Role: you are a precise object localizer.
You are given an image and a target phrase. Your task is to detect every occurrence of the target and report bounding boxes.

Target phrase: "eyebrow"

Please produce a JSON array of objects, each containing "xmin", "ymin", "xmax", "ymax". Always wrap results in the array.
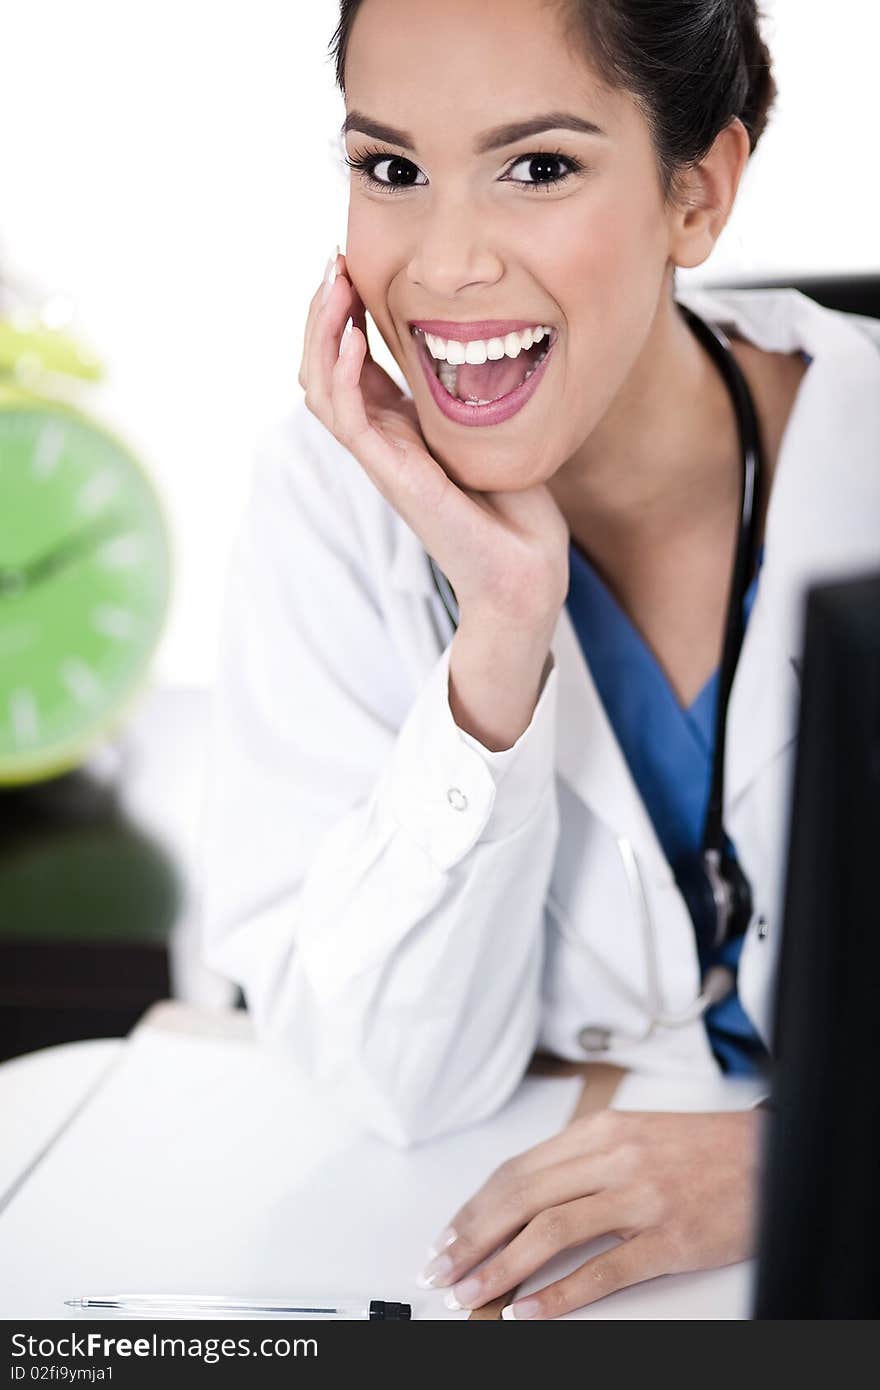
[{"xmin": 340, "ymin": 110, "xmax": 608, "ymax": 154}]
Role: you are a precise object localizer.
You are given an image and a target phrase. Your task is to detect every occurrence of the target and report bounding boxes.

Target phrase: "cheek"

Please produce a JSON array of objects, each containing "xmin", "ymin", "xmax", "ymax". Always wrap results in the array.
[
  {"xmin": 344, "ymin": 206, "xmax": 396, "ymax": 312},
  {"xmin": 548, "ymin": 190, "xmax": 669, "ymax": 415},
  {"xmin": 553, "ymin": 185, "xmax": 667, "ymax": 339}
]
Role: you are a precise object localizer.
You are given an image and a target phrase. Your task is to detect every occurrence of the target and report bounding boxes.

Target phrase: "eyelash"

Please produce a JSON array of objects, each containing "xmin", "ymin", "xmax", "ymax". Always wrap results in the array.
[{"xmin": 343, "ymin": 144, "xmax": 586, "ymax": 196}]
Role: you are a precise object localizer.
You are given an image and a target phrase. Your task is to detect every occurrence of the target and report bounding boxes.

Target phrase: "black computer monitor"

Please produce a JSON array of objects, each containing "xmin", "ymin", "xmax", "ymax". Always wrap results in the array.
[{"xmin": 754, "ymin": 570, "xmax": 880, "ymax": 1318}]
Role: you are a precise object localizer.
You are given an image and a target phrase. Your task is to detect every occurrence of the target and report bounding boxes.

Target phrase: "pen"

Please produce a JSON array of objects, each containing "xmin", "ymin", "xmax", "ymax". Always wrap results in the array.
[{"xmin": 64, "ymin": 1294, "xmax": 411, "ymax": 1320}]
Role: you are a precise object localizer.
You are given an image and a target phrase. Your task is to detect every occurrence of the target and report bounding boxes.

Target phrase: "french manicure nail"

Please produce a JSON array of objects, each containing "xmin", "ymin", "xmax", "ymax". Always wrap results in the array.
[
  {"xmin": 501, "ymin": 1305, "xmax": 516, "ymax": 1320},
  {"xmin": 509, "ymin": 1298, "xmax": 540, "ymax": 1319},
  {"xmin": 448, "ymin": 1278, "xmax": 481, "ymax": 1309},
  {"xmin": 416, "ymin": 1251, "xmax": 455, "ymax": 1288},
  {"xmin": 320, "ymin": 244, "xmax": 340, "ymax": 303},
  {"xmin": 427, "ymin": 1227, "xmax": 457, "ymax": 1259}
]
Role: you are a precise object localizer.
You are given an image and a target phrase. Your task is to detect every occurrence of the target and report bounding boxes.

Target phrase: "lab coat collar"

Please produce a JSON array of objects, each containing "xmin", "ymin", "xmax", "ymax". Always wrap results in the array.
[
  {"xmin": 677, "ymin": 286, "xmax": 880, "ymax": 808},
  {"xmin": 387, "ymin": 287, "xmax": 880, "ymax": 869}
]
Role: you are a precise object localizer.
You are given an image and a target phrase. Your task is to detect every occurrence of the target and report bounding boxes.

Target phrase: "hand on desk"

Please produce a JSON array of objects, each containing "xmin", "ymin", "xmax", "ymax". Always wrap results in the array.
[{"xmin": 417, "ymin": 1109, "xmax": 762, "ymax": 1318}]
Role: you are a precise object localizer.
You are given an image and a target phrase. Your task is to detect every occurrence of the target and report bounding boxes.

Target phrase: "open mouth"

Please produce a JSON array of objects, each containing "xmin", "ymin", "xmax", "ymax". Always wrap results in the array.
[{"xmin": 410, "ymin": 325, "xmax": 558, "ymax": 427}]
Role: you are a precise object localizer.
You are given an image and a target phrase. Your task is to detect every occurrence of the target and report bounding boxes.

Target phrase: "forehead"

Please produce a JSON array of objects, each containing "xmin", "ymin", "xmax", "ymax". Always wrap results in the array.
[{"xmin": 344, "ymin": 0, "xmax": 628, "ymax": 139}]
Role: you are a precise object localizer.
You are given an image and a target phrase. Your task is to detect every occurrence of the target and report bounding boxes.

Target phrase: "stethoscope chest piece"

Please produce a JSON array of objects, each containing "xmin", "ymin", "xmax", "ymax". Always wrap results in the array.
[{"xmin": 674, "ymin": 847, "xmax": 754, "ymax": 954}]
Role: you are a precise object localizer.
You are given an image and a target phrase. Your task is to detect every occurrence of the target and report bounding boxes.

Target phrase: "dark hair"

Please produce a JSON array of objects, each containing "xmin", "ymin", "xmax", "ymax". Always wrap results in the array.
[{"xmin": 328, "ymin": 0, "xmax": 777, "ymax": 201}]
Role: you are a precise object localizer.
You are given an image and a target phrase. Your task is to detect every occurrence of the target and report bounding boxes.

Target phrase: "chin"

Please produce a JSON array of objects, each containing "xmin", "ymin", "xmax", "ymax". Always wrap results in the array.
[{"xmin": 422, "ymin": 427, "xmax": 558, "ymax": 493}]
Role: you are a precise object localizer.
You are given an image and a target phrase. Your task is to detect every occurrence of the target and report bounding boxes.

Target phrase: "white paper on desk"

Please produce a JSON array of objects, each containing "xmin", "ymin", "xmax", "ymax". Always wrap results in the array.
[{"xmin": 0, "ymin": 1027, "xmax": 582, "ymax": 1320}]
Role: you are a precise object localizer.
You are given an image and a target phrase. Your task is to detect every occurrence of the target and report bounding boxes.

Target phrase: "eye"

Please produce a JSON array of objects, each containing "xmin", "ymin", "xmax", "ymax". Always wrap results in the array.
[
  {"xmin": 342, "ymin": 145, "xmax": 586, "ymax": 197},
  {"xmin": 344, "ymin": 148, "xmax": 427, "ymax": 196},
  {"xmin": 503, "ymin": 151, "xmax": 585, "ymax": 192}
]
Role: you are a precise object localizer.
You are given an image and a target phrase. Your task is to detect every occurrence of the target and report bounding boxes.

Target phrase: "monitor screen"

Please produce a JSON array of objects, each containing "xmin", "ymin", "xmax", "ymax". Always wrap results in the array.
[{"xmin": 754, "ymin": 570, "xmax": 880, "ymax": 1318}]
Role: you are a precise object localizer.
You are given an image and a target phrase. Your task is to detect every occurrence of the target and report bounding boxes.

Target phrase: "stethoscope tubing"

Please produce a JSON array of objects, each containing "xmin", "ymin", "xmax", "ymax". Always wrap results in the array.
[
  {"xmin": 677, "ymin": 305, "xmax": 763, "ymax": 855},
  {"xmin": 545, "ymin": 836, "xmax": 736, "ymax": 1041}
]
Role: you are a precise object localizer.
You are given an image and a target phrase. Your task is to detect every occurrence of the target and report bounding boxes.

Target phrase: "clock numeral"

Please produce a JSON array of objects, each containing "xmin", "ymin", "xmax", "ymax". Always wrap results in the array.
[
  {"xmin": 91, "ymin": 604, "xmax": 137, "ymax": 640},
  {"xmin": 60, "ymin": 658, "xmax": 104, "ymax": 707},
  {"xmin": 32, "ymin": 422, "xmax": 67, "ymax": 479},
  {"xmin": 97, "ymin": 534, "xmax": 141, "ymax": 569},
  {"xmin": 77, "ymin": 469, "xmax": 120, "ymax": 517},
  {"xmin": 9, "ymin": 689, "xmax": 39, "ymax": 745}
]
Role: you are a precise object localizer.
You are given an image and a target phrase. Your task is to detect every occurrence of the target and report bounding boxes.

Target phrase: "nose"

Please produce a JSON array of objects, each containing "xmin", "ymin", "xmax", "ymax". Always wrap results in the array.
[{"xmin": 405, "ymin": 197, "xmax": 503, "ymax": 299}]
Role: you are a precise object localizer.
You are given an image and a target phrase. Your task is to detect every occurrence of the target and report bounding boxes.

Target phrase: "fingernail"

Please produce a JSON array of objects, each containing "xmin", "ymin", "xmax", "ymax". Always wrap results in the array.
[
  {"xmin": 447, "ymin": 1277, "xmax": 481, "ymax": 1310},
  {"xmin": 320, "ymin": 244, "xmax": 340, "ymax": 303},
  {"xmin": 507, "ymin": 1298, "xmax": 540, "ymax": 1320},
  {"xmin": 338, "ymin": 319, "xmax": 353, "ymax": 356},
  {"xmin": 426, "ymin": 1227, "xmax": 457, "ymax": 1259},
  {"xmin": 415, "ymin": 1251, "xmax": 455, "ymax": 1288}
]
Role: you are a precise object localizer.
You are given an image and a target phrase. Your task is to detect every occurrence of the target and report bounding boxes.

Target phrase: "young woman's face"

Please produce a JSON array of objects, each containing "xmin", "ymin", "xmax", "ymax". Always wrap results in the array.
[{"xmin": 343, "ymin": 0, "xmax": 678, "ymax": 491}]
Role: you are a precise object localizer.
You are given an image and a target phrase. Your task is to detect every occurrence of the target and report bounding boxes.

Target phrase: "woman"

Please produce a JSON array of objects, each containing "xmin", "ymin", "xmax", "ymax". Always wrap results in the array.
[{"xmin": 201, "ymin": 0, "xmax": 880, "ymax": 1315}]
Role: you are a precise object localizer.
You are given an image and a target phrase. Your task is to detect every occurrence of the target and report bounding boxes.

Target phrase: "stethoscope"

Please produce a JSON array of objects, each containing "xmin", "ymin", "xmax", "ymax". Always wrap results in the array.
[{"xmin": 427, "ymin": 305, "xmax": 765, "ymax": 1042}]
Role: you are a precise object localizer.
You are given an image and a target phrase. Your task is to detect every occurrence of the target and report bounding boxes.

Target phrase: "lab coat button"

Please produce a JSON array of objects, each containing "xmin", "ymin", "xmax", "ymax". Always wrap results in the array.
[
  {"xmin": 447, "ymin": 787, "xmax": 468, "ymax": 811},
  {"xmin": 756, "ymin": 915, "xmax": 769, "ymax": 940},
  {"xmin": 577, "ymin": 1025, "xmax": 612, "ymax": 1053}
]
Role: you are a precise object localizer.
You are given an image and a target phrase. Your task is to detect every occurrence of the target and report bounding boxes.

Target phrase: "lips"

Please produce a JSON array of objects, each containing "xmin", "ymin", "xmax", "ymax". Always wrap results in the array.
[{"xmin": 412, "ymin": 325, "xmax": 557, "ymax": 428}]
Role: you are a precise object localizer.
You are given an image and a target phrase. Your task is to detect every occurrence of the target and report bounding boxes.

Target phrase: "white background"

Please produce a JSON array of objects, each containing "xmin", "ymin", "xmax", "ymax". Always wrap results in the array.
[{"xmin": 1, "ymin": 0, "xmax": 877, "ymax": 688}]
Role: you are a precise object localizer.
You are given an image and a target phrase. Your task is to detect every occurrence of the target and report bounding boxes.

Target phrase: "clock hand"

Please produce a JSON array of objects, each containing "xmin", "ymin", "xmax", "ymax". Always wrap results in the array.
[{"xmin": 0, "ymin": 513, "xmax": 126, "ymax": 595}]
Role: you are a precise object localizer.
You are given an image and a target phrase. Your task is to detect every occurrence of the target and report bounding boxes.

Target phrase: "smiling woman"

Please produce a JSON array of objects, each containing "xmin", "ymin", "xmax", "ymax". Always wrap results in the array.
[
  {"xmin": 200, "ymin": 0, "xmax": 880, "ymax": 1321},
  {"xmin": 327, "ymin": 0, "xmax": 778, "ymax": 498}
]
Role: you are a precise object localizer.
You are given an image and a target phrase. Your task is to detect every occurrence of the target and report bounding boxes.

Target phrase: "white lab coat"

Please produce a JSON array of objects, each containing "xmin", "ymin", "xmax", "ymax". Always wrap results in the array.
[{"xmin": 199, "ymin": 286, "xmax": 880, "ymax": 1147}]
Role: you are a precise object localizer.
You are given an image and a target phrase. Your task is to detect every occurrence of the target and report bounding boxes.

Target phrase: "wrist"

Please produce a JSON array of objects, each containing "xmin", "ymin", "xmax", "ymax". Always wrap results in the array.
[
  {"xmin": 456, "ymin": 597, "xmax": 561, "ymax": 666},
  {"xmin": 448, "ymin": 618, "xmax": 555, "ymax": 752}
]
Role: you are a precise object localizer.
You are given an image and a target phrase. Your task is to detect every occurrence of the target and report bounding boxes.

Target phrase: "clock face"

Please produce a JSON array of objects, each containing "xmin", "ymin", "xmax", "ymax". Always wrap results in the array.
[{"xmin": 0, "ymin": 403, "xmax": 170, "ymax": 783}]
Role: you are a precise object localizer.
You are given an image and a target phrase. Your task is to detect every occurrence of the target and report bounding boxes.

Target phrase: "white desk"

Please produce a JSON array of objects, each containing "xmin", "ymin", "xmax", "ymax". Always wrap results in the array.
[
  {"xmin": 0, "ymin": 1002, "xmax": 763, "ymax": 1320},
  {"xmin": 0, "ymin": 1037, "xmax": 123, "ymax": 1209}
]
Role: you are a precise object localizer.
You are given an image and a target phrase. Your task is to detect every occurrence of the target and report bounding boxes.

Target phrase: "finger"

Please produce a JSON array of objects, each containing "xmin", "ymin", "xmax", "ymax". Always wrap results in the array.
[
  {"xmin": 337, "ymin": 255, "xmax": 370, "ymax": 348},
  {"xmin": 418, "ymin": 1147, "xmax": 618, "ymax": 1291},
  {"xmin": 503, "ymin": 1231, "xmax": 670, "ymax": 1320},
  {"xmin": 304, "ymin": 270, "xmax": 358, "ymax": 427},
  {"xmin": 298, "ymin": 251, "xmax": 342, "ymax": 392},
  {"xmin": 334, "ymin": 259, "xmax": 409, "ymax": 413},
  {"xmin": 442, "ymin": 1191, "xmax": 628, "ymax": 1312},
  {"xmin": 330, "ymin": 322, "xmax": 451, "ymax": 526},
  {"xmin": 424, "ymin": 1111, "xmax": 622, "ymax": 1281}
]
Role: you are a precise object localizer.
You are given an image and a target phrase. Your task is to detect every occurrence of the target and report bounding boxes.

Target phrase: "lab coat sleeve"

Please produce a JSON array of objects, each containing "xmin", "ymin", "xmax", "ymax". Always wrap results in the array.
[{"xmin": 199, "ymin": 408, "xmax": 560, "ymax": 1147}]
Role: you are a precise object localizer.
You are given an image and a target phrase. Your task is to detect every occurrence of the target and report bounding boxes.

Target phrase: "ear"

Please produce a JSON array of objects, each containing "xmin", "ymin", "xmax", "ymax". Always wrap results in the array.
[{"xmin": 669, "ymin": 118, "xmax": 752, "ymax": 270}]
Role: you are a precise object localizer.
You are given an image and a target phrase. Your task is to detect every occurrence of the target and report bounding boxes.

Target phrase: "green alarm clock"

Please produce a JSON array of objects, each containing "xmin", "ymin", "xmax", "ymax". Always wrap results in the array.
[{"xmin": 0, "ymin": 317, "xmax": 171, "ymax": 785}]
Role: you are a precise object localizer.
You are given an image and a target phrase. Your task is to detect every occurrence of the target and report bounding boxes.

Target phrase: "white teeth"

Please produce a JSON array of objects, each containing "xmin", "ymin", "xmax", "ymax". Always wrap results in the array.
[
  {"xmin": 502, "ymin": 331, "xmax": 523, "ymax": 357},
  {"xmin": 418, "ymin": 325, "xmax": 552, "ymax": 362},
  {"xmin": 464, "ymin": 340, "xmax": 488, "ymax": 365},
  {"xmin": 445, "ymin": 339, "xmax": 466, "ymax": 366}
]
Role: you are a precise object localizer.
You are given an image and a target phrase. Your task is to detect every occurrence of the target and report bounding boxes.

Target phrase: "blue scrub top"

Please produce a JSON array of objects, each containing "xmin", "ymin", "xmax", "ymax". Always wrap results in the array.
[{"xmin": 566, "ymin": 540, "xmax": 767, "ymax": 1075}]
